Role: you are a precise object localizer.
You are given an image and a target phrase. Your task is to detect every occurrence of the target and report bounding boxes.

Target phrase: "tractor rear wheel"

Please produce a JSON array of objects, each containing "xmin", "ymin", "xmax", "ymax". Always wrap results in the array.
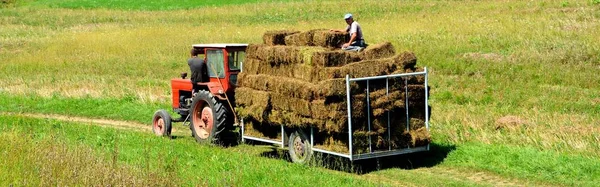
[
  {"xmin": 288, "ymin": 130, "xmax": 313, "ymax": 164},
  {"xmin": 190, "ymin": 90, "xmax": 228, "ymax": 144},
  {"xmin": 152, "ymin": 110, "xmax": 172, "ymax": 137}
]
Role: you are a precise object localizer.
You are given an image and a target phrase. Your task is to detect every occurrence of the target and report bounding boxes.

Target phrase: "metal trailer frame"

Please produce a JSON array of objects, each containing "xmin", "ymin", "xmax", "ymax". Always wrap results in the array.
[{"xmin": 241, "ymin": 68, "xmax": 430, "ymax": 161}]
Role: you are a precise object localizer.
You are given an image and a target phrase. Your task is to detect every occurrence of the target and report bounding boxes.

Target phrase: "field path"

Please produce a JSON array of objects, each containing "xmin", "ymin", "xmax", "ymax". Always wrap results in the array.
[{"xmin": 1, "ymin": 112, "xmax": 187, "ymax": 136}]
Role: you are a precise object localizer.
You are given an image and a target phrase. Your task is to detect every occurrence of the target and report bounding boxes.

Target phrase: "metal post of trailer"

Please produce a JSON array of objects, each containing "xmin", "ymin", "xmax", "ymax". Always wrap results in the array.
[
  {"xmin": 405, "ymin": 78, "xmax": 410, "ymax": 133},
  {"xmin": 311, "ymin": 126, "xmax": 314, "ymax": 148},
  {"xmin": 424, "ymin": 67, "xmax": 430, "ymax": 151},
  {"xmin": 241, "ymin": 119, "xmax": 245, "ymax": 143},
  {"xmin": 386, "ymin": 77, "xmax": 391, "ymax": 151},
  {"xmin": 424, "ymin": 67, "xmax": 430, "ymax": 131},
  {"xmin": 281, "ymin": 125, "xmax": 284, "ymax": 148},
  {"xmin": 366, "ymin": 80, "xmax": 372, "ymax": 153},
  {"xmin": 346, "ymin": 75, "xmax": 353, "ymax": 160}
]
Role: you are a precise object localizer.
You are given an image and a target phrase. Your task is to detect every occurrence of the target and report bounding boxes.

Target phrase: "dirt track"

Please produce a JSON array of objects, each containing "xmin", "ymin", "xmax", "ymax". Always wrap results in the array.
[{"xmin": 1, "ymin": 112, "xmax": 187, "ymax": 136}]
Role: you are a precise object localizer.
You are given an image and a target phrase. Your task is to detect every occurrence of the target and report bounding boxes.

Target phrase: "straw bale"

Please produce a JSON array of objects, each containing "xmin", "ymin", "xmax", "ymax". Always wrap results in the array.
[
  {"xmin": 311, "ymin": 50, "xmax": 362, "ymax": 67},
  {"xmin": 236, "ymin": 105, "xmax": 270, "ymax": 123},
  {"xmin": 313, "ymin": 78, "xmax": 360, "ymax": 99},
  {"xmin": 245, "ymin": 44, "xmax": 264, "ymax": 59},
  {"xmin": 248, "ymin": 45, "xmax": 327, "ymax": 66},
  {"xmin": 311, "ymin": 29, "xmax": 348, "ymax": 48},
  {"xmin": 242, "ymin": 119, "xmax": 281, "ymax": 139},
  {"xmin": 326, "ymin": 57, "xmax": 396, "ymax": 79},
  {"xmin": 242, "ymin": 57, "xmax": 315, "ymax": 81},
  {"xmin": 310, "ymin": 52, "xmax": 420, "ymax": 82},
  {"xmin": 285, "ymin": 29, "xmax": 348, "ymax": 48},
  {"xmin": 362, "ymin": 42, "xmax": 396, "ymax": 60},
  {"xmin": 270, "ymin": 92, "xmax": 312, "ymax": 117},
  {"xmin": 284, "ymin": 32, "xmax": 310, "ymax": 46},
  {"xmin": 310, "ymin": 98, "xmax": 365, "ymax": 120},
  {"xmin": 409, "ymin": 127, "xmax": 431, "ymax": 147},
  {"xmin": 393, "ymin": 51, "xmax": 418, "ymax": 70},
  {"xmin": 267, "ymin": 110, "xmax": 324, "ymax": 129},
  {"xmin": 240, "ymin": 57, "xmax": 261, "ymax": 75},
  {"xmin": 234, "ymin": 87, "xmax": 270, "ymax": 108},
  {"xmin": 237, "ymin": 73, "xmax": 316, "ymax": 100},
  {"xmin": 263, "ymin": 30, "xmax": 299, "ymax": 46}
]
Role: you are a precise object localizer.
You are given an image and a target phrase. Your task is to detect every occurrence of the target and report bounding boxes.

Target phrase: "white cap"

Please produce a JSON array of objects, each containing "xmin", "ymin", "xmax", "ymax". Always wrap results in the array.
[{"xmin": 344, "ymin": 13, "xmax": 353, "ymax": 20}]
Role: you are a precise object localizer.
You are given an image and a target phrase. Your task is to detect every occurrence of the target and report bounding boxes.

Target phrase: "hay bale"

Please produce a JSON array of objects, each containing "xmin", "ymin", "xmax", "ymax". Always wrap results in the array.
[
  {"xmin": 362, "ymin": 42, "xmax": 396, "ymax": 60},
  {"xmin": 247, "ymin": 45, "xmax": 326, "ymax": 66},
  {"xmin": 270, "ymin": 92, "xmax": 312, "ymax": 117},
  {"xmin": 284, "ymin": 29, "xmax": 349, "ymax": 48},
  {"xmin": 242, "ymin": 119, "xmax": 281, "ymax": 139},
  {"xmin": 234, "ymin": 87, "xmax": 271, "ymax": 122},
  {"xmin": 245, "ymin": 44, "xmax": 265, "ymax": 59},
  {"xmin": 263, "ymin": 30, "xmax": 299, "ymax": 46},
  {"xmin": 311, "ymin": 50, "xmax": 362, "ymax": 67},
  {"xmin": 236, "ymin": 105, "xmax": 270, "ymax": 123},
  {"xmin": 237, "ymin": 73, "xmax": 315, "ymax": 100},
  {"xmin": 244, "ymin": 57, "xmax": 318, "ymax": 82},
  {"xmin": 311, "ymin": 29, "xmax": 348, "ymax": 48},
  {"xmin": 393, "ymin": 51, "xmax": 418, "ymax": 70},
  {"xmin": 409, "ymin": 127, "xmax": 431, "ymax": 147},
  {"xmin": 234, "ymin": 87, "xmax": 270, "ymax": 107},
  {"xmin": 267, "ymin": 110, "xmax": 325, "ymax": 129}
]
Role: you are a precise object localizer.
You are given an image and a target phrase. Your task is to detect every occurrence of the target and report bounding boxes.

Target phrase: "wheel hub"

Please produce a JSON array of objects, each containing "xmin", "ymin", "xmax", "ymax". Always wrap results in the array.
[
  {"xmin": 294, "ymin": 137, "xmax": 305, "ymax": 158},
  {"xmin": 193, "ymin": 105, "xmax": 213, "ymax": 139},
  {"xmin": 154, "ymin": 118, "xmax": 164, "ymax": 135}
]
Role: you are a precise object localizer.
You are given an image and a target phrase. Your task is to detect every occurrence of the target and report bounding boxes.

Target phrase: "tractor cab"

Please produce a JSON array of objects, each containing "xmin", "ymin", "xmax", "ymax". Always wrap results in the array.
[
  {"xmin": 153, "ymin": 43, "xmax": 247, "ymax": 145},
  {"xmin": 191, "ymin": 43, "xmax": 248, "ymax": 95},
  {"xmin": 167, "ymin": 44, "xmax": 247, "ymax": 120}
]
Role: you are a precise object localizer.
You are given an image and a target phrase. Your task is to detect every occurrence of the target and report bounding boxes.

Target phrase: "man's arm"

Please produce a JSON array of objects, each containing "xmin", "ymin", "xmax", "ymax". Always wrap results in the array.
[{"xmin": 343, "ymin": 32, "xmax": 357, "ymax": 48}]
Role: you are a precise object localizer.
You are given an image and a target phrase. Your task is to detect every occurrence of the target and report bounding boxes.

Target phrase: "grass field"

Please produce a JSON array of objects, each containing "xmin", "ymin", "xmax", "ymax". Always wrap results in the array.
[{"xmin": 1, "ymin": 0, "xmax": 599, "ymax": 186}]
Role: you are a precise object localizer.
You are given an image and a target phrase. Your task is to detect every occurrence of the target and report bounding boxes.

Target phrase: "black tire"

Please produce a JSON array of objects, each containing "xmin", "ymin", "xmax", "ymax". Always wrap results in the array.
[
  {"xmin": 152, "ymin": 109, "xmax": 172, "ymax": 137},
  {"xmin": 288, "ymin": 130, "xmax": 313, "ymax": 164},
  {"xmin": 190, "ymin": 90, "xmax": 228, "ymax": 145}
]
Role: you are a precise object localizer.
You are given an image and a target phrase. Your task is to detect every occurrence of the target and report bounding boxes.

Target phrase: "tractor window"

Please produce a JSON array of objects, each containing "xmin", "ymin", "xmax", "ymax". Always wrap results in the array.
[
  {"xmin": 206, "ymin": 49, "xmax": 225, "ymax": 78},
  {"xmin": 228, "ymin": 51, "xmax": 245, "ymax": 71}
]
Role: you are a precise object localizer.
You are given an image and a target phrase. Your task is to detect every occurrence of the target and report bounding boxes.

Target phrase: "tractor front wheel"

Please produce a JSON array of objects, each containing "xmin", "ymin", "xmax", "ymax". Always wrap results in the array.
[
  {"xmin": 190, "ymin": 90, "xmax": 228, "ymax": 144},
  {"xmin": 152, "ymin": 109, "xmax": 172, "ymax": 137}
]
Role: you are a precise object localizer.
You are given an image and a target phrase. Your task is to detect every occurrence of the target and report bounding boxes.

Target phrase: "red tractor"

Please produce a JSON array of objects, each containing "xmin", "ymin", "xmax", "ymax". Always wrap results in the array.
[{"xmin": 152, "ymin": 44, "xmax": 247, "ymax": 145}]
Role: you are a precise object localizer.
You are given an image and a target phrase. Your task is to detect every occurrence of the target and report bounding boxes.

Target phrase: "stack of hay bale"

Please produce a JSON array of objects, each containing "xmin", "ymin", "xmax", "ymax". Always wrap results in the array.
[{"xmin": 236, "ymin": 30, "xmax": 430, "ymax": 154}]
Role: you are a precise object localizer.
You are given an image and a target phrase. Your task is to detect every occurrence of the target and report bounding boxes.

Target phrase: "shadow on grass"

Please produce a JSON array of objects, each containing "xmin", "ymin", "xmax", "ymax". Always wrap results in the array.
[
  {"xmin": 253, "ymin": 142, "xmax": 455, "ymax": 174},
  {"xmin": 349, "ymin": 142, "xmax": 456, "ymax": 174}
]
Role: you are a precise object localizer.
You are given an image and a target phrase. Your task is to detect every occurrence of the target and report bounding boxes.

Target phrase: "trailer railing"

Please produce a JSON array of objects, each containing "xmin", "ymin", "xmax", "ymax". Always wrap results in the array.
[{"xmin": 241, "ymin": 67, "xmax": 430, "ymax": 161}]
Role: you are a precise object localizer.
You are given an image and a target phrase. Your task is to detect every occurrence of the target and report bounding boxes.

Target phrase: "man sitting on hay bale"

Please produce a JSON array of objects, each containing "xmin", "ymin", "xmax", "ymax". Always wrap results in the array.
[{"xmin": 331, "ymin": 13, "xmax": 366, "ymax": 52}]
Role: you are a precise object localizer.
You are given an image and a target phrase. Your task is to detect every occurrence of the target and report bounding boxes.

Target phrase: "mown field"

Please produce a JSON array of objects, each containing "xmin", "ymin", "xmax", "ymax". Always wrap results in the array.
[{"xmin": 1, "ymin": 0, "xmax": 599, "ymax": 186}]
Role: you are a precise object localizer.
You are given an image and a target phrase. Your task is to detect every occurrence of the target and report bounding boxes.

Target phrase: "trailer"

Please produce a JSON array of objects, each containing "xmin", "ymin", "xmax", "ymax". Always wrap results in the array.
[{"xmin": 240, "ymin": 68, "xmax": 430, "ymax": 162}]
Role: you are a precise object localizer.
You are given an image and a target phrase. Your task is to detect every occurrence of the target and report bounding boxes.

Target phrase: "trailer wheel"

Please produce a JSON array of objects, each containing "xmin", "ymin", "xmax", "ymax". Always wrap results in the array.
[
  {"xmin": 190, "ymin": 90, "xmax": 227, "ymax": 145},
  {"xmin": 288, "ymin": 130, "xmax": 312, "ymax": 164},
  {"xmin": 152, "ymin": 109, "xmax": 172, "ymax": 137}
]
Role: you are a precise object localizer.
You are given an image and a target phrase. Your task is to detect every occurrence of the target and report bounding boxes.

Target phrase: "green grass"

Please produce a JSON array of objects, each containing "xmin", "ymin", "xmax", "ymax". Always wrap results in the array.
[
  {"xmin": 11, "ymin": 0, "xmax": 300, "ymax": 10},
  {"xmin": 1, "ymin": 0, "xmax": 600, "ymax": 185},
  {"xmin": 0, "ymin": 115, "xmax": 372, "ymax": 186},
  {"xmin": 2, "ymin": 115, "xmax": 596, "ymax": 186},
  {"xmin": 0, "ymin": 92, "xmax": 166, "ymax": 124}
]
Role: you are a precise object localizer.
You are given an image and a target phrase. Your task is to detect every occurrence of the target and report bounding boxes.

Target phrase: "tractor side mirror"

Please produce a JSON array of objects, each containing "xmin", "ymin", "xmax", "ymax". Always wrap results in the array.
[{"xmin": 181, "ymin": 72, "xmax": 188, "ymax": 79}]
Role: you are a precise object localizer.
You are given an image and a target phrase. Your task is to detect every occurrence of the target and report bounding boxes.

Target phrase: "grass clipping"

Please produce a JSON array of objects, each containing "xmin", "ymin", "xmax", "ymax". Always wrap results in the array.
[{"xmin": 237, "ymin": 30, "xmax": 431, "ymax": 154}]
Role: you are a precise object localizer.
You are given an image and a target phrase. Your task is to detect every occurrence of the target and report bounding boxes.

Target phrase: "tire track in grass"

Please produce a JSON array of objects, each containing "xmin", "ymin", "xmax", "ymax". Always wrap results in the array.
[
  {"xmin": 364, "ymin": 165, "xmax": 557, "ymax": 187},
  {"xmin": 1, "ymin": 112, "xmax": 188, "ymax": 136}
]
